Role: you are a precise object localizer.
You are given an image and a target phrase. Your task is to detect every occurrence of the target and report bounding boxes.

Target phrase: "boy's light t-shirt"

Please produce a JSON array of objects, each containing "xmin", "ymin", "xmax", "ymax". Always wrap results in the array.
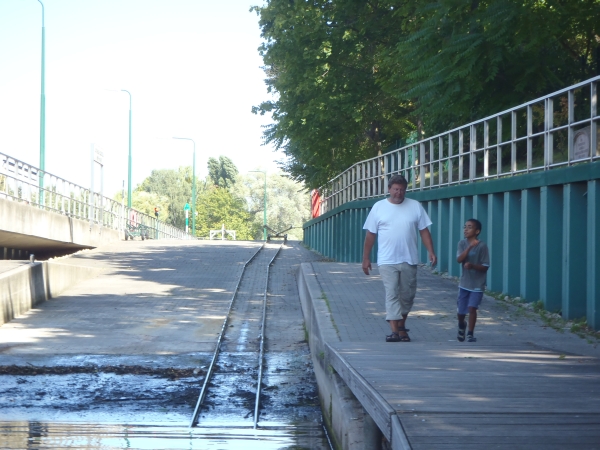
[
  {"xmin": 363, "ymin": 198, "xmax": 432, "ymax": 265},
  {"xmin": 457, "ymin": 239, "xmax": 490, "ymax": 291}
]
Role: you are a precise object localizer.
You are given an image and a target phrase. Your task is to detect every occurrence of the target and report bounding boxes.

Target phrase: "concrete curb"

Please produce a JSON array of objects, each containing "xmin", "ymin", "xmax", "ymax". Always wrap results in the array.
[
  {"xmin": 298, "ymin": 263, "xmax": 411, "ymax": 450},
  {"xmin": 0, "ymin": 260, "xmax": 102, "ymax": 326}
]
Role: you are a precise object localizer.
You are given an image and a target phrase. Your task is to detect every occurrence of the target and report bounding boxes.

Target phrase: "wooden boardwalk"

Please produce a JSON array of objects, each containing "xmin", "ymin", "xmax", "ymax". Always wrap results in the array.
[{"xmin": 309, "ymin": 262, "xmax": 600, "ymax": 449}]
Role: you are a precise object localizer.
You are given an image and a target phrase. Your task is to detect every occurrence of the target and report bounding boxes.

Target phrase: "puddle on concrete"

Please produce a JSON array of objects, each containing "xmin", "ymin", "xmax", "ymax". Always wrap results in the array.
[
  {"xmin": 0, "ymin": 421, "xmax": 332, "ymax": 449},
  {"xmin": 0, "ymin": 350, "xmax": 331, "ymax": 449}
]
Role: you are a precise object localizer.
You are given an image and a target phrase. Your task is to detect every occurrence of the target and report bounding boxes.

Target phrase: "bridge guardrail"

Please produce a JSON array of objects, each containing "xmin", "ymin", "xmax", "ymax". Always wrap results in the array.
[
  {"xmin": 0, "ymin": 152, "xmax": 191, "ymax": 240},
  {"xmin": 317, "ymin": 76, "xmax": 599, "ymax": 215}
]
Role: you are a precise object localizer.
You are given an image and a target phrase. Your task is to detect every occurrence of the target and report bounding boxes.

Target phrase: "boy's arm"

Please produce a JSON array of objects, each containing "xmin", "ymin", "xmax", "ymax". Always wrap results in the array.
[{"xmin": 456, "ymin": 239, "xmax": 477, "ymax": 263}]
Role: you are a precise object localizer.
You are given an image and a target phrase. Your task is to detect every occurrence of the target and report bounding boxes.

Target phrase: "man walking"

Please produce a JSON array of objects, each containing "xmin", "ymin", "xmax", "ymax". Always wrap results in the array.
[{"xmin": 362, "ymin": 175, "xmax": 437, "ymax": 342}]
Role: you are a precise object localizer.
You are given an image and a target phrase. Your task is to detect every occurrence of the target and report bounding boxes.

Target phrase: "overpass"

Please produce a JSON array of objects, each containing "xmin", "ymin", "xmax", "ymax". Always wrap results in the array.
[{"xmin": 0, "ymin": 151, "xmax": 189, "ymax": 259}]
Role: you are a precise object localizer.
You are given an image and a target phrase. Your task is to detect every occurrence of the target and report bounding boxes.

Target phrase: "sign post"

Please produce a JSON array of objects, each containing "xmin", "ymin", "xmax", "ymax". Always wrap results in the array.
[{"xmin": 184, "ymin": 203, "xmax": 190, "ymax": 234}]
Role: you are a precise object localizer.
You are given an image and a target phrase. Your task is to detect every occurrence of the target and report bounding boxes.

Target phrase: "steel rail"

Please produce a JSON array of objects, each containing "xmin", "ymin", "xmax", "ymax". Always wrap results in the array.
[
  {"xmin": 253, "ymin": 243, "xmax": 284, "ymax": 429},
  {"xmin": 189, "ymin": 243, "xmax": 265, "ymax": 428}
]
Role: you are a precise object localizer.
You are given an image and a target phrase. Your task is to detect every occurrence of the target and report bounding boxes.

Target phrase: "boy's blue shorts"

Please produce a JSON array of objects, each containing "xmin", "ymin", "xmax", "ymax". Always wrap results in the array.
[{"xmin": 457, "ymin": 288, "xmax": 483, "ymax": 315}]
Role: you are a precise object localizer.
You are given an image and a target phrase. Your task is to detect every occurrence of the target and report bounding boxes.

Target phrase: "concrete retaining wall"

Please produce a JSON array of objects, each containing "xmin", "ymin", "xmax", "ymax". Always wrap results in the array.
[
  {"xmin": 0, "ymin": 261, "xmax": 102, "ymax": 326},
  {"xmin": 298, "ymin": 263, "xmax": 410, "ymax": 450}
]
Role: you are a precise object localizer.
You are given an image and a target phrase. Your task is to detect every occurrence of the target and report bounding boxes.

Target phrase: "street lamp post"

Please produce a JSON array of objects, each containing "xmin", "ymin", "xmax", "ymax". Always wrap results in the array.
[
  {"xmin": 173, "ymin": 137, "xmax": 196, "ymax": 236},
  {"xmin": 37, "ymin": 0, "xmax": 46, "ymax": 203},
  {"xmin": 250, "ymin": 171, "xmax": 267, "ymax": 241},
  {"xmin": 121, "ymin": 90, "xmax": 132, "ymax": 208}
]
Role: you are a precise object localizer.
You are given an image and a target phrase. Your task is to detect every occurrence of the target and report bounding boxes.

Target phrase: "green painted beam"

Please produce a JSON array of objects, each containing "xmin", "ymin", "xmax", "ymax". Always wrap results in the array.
[
  {"xmin": 562, "ymin": 182, "xmax": 588, "ymax": 320},
  {"xmin": 540, "ymin": 185, "xmax": 563, "ymax": 312},
  {"xmin": 520, "ymin": 189, "xmax": 541, "ymax": 302},
  {"xmin": 503, "ymin": 191, "xmax": 521, "ymax": 296},
  {"xmin": 587, "ymin": 180, "xmax": 600, "ymax": 329}
]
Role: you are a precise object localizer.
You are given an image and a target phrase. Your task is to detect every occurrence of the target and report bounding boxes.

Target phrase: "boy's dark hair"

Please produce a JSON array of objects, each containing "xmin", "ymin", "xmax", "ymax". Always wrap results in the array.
[
  {"xmin": 467, "ymin": 218, "xmax": 482, "ymax": 232},
  {"xmin": 388, "ymin": 174, "xmax": 408, "ymax": 189}
]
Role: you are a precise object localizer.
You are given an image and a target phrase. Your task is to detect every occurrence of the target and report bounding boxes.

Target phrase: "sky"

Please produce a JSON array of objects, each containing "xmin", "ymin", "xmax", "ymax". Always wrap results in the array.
[{"xmin": 0, "ymin": 0, "xmax": 281, "ymax": 196}]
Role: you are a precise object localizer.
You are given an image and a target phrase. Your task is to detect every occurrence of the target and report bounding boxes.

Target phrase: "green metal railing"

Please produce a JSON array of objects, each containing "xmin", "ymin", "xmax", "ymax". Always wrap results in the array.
[
  {"xmin": 316, "ymin": 76, "xmax": 599, "ymax": 215},
  {"xmin": 0, "ymin": 152, "xmax": 190, "ymax": 240}
]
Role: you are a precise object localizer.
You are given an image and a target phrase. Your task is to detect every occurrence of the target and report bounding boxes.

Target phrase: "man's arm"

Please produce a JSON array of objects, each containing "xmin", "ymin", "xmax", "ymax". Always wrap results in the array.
[
  {"xmin": 362, "ymin": 231, "xmax": 376, "ymax": 275},
  {"xmin": 419, "ymin": 228, "xmax": 437, "ymax": 267}
]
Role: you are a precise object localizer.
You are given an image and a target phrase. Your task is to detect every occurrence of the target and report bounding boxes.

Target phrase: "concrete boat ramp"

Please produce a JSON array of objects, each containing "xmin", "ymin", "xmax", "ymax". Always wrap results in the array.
[{"xmin": 1, "ymin": 241, "xmax": 599, "ymax": 449}]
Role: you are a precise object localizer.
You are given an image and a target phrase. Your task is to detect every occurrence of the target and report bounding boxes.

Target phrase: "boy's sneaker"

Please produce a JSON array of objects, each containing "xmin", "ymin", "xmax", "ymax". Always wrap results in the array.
[
  {"xmin": 457, "ymin": 323, "xmax": 466, "ymax": 342},
  {"xmin": 467, "ymin": 334, "xmax": 476, "ymax": 342}
]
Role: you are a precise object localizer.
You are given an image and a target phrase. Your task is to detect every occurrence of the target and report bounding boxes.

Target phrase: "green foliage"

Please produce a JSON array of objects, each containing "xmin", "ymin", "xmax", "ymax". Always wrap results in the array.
[
  {"xmin": 252, "ymin": 0, "xmax": 415, "ymax": 189},
  {"xmin": 207, "ymin": 156, "xmax": 239, "ymax": 189},
  {"xmin": 240, "ymin": 172, "xmax": 311, "ymax": 240},
  {"xmin": 116, "ymin": 190, "xmax": 170, "ymax": 221},
  {"xmin": 382, "ymin": 0, "xmax": 600, "ymax": 134},
  {"xmin": 253, "ymin": 0, "xmax": 600, "ymax": 187},
  {"xmin": 135, "ymin": 166, "xmax": 198, "ymax": 229},
  {"xmin": 195, "ymin": 186, "xmax": 259, "ymax": 240}
]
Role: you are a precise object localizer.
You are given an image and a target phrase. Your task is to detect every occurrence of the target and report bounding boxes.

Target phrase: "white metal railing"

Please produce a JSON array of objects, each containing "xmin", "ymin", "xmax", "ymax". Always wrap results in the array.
[
  {"xmin": 318, "ymin": 76, "xmax": 600, "ymax": 214},
  {"xmin": 0, "ymin": 152, "xmax": 191, "ymax": 240}
]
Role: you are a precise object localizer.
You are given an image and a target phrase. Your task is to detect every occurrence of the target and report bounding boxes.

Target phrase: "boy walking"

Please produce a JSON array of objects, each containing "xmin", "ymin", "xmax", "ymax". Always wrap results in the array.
[{"xmin": 456, "ymin": 219, "xmax": 490, "ymax": 342}]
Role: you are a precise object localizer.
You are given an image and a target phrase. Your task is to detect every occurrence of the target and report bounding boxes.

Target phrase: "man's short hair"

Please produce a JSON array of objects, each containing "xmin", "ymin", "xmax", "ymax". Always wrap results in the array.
[{"xmin": 388, "ymin": 174, "xmax": 408, "ymax": 189}]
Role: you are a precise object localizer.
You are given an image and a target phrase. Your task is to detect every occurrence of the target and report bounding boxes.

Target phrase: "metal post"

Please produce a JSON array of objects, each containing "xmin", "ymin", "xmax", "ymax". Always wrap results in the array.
[
  {"xmin": 262, "ymin": 174, "xmax": 267, "ymax": 240},
  {"xmin": 250, "ymin": 171, "xmax": 267, "ymax": 240},
  {"xmin": 121, "ymin": 90, "xmax": 132, "ymax": 208},
  {"xmin": 173, "ymin": 137, "xmax": 196, "ymax": 236},
  {"xmin": 37, "ymin": 0, "xmax": 46, "ymax": 205}
]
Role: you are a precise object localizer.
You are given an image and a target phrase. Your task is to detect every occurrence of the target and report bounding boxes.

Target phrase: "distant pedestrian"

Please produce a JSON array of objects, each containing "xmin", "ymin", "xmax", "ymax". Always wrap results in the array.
[
  {"xmin": 456, "ymin": 219, "xmax": 490, "ymax": 342},
  {"xmin": 154, "ymin": 207, "xmax": 159, "ymax": 219},
  {"xmin": 362, "ymin": 174, "xmax": 437, "ymax": 342}
]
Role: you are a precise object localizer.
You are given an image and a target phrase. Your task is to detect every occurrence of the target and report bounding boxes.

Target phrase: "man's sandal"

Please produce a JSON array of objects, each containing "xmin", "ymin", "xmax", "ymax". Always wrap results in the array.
[
  {"xmin": 386, "ymin": 332, "xmax": 401, "ymax": 342},
  {"xmin": 397, "ymin": 327, "xmax": 411, "ymax": 342}
]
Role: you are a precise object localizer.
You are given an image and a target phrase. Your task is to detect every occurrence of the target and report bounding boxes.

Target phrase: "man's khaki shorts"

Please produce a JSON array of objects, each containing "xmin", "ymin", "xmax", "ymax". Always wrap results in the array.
[{"xmin": 379, "ymin": 263, "xmax": 418, "ymax": 320}]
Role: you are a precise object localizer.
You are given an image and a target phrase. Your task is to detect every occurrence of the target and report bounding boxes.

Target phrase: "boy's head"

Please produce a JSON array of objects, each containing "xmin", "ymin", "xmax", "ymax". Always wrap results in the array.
[{"xmin": 465, "ymin": 218, "xmax": 482, "ymax": 236}]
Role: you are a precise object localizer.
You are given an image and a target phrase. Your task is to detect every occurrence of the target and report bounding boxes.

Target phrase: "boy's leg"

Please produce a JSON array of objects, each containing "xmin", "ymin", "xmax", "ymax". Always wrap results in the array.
[
  {"xmin": 468, "ymin": 306, "xmax": 478, "ymax": 333},
  {"xmin": 466, "ymin": 292, "xmax": 483, "ymax": 342},
  {"xmin": 456, "ymin": 288, "xmax": 469, "ymax": 341}
]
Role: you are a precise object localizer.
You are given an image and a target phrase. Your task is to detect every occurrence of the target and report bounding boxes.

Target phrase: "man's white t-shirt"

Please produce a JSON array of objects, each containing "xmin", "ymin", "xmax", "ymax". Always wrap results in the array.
[{"xmin": 363, "ymin": 197, "xmax": 432, "ymax": 265}]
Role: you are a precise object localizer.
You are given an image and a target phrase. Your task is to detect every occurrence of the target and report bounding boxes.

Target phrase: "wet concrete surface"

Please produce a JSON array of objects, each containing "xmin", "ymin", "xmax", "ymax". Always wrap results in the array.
[{"xmin": 0, "ymin": 241, "xmax": 332, "ymax": 449}]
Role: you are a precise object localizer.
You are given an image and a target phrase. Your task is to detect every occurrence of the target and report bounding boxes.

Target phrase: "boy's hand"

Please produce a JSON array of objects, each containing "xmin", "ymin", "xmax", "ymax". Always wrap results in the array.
[
  {"xmin": 464, "ymin": 262, "xmax": 473, "ymax": 270},
  {"xmin": 469, "ymin": 239, "xmax": 480, "ymax": 249}
]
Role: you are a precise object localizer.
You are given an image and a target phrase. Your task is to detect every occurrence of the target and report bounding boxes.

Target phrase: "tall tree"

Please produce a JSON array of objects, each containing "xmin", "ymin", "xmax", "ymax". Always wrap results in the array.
[
  {"xmin": 254, "ymin": 0, "xmax": 600, "ymax": 187},
  {"xmin": 241, "ymin": 172, "xmax": 311, "ymax": 240},
  {"xmin": 207, "ymin": 156, "xmax": 239, "ymax": 189},
  {"xmin": 196, "ymin": 186, "xmax": 259, "ymax": 240},
  {"xmin": 136, "ymin": 167, "xmax": 197, "ymax": 229},
  {"xmin": 252, "ymin": 0, "xmax": 414, "ymax": 189},
  {"xmin": 380, "ymin": 0, "xmax": 600, "ymax": 134}
]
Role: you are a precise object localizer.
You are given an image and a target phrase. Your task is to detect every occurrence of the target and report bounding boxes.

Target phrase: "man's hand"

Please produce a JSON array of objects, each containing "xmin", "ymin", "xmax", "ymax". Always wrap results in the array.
[
  {"xmin": 429, "ymin": 252, "xmax": 437, "ymax": 268},
  {"xmin": 362, "ymin": 259, "xmax": 372, "ymax": 275}
]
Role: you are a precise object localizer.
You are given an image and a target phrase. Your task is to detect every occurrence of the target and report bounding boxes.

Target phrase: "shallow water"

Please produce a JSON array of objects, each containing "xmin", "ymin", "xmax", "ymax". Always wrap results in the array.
[{"xmin": 0, "ymin": 421, "xmax": 332, "ymax": 449}]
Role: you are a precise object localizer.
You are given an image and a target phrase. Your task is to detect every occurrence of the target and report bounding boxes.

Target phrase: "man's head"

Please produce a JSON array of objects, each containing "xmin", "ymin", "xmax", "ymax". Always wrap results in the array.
[
  {"xmin": 387, "ymin": 175, "xmax": 408, "ymax": 204},
  {"xmin": 388, "ymin": 174, "xmax": 408, "ymax": 190}
]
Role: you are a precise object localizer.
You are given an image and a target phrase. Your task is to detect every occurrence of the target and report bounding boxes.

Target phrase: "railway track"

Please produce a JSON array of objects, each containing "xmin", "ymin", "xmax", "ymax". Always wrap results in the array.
[{"xmin": 189, "ymin": 242, "xmax": 283, "ymax": 428}]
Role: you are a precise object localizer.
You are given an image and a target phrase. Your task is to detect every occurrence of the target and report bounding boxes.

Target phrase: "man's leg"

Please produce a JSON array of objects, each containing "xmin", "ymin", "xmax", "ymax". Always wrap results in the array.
[
  {"xmin": 379, "ymin": 265, "xmax": 403, "ymax": 339},
  {"xmin": 397, "ymin": 264, "xmax": 417, "ymax": 339}
]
